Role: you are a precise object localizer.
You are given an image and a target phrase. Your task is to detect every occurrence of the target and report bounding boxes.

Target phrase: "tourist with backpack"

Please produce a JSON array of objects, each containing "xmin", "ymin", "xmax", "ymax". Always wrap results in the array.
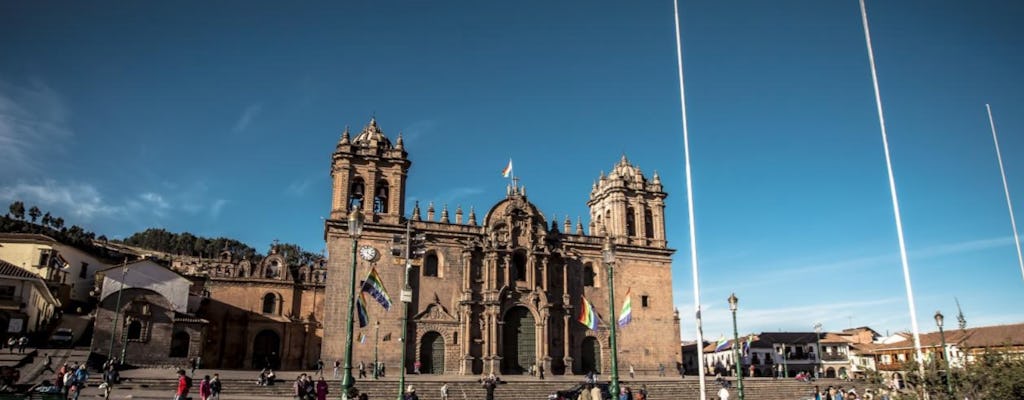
[{"xmin": 175, "ymin": 369, "xmax": 191, "ymax": 400}]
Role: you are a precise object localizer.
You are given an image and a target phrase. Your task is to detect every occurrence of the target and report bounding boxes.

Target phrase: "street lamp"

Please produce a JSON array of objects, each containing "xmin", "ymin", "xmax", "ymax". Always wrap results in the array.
[
  {"xmin": 341, "ymin": 210, "xmax": 364, "ymax": 400},
  {"xmin": 814, "ymin": 323, "xmax": 823, "ymax": 379},
  {"xmin": 728, "ymin": 293, "xmax": 744, "ymax": 400},
  {"xmin": 935, "ymin": 310, "xmax": 952, "ymax": 397},
  {"xmin": 106, "ymin": 258, "xmax": 128, "ymax": 365},
  {"xmin": 602, "ymin": 236, "xmax": 621, "ymax": 400},
  {"xmin": 373, "ymin": 320, "xmax": 380, "ymax": 379}
]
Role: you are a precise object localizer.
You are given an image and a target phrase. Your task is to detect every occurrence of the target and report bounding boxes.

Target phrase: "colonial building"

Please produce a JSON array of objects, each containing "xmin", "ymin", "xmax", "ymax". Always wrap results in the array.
[
  {"xmin": 0, "ymin": 258, "xmax": 60, "ymax": 336},
  {"xmin": 0, "ymin": 233, "xmax": 111, "ymax": 310},
  {"xmin": 170, "ymin": 248, "xmax": 326, "ymax": 369},
  {"xmin": 321, "ymin": 118, "xmax": 681, "ymax": 376},
  {"xmin": 92, "ymin": 259, "xmax": 205, "ymax": 366}
]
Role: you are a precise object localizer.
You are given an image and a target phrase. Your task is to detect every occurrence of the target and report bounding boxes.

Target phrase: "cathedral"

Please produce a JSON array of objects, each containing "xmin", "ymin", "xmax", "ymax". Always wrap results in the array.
[{"xmin": 322, "ymin": 118, "xmax": 680, "ymax": 376}]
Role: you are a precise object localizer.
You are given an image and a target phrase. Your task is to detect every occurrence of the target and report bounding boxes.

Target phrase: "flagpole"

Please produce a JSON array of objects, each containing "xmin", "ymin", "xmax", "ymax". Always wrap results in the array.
[
  {"xmin": 858, "ymin": 0, "xmax": 927, "ymax": 385},
  {"xmin": 986, "ymin": 104, "xmax": 1024, "ymax": 284},
  {"xmin": 671, "ymin": 0, "xmax": 707, "ymax": 398}
]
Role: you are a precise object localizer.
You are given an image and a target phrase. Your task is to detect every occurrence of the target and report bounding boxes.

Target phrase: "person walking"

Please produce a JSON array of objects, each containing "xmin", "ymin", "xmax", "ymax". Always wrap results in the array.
[
  {"xmin": 658, "ymin": 363, "xmax": 665, "ymax": 377},
  {"xmin": 4, "ymin": 337, "xmax": 12, "ymax": 353},
  {"xmin": 210, "ymin": 373, "xmax": 222, "ymax": 400},
  {"xmin": 191, "ymin": 357, "xmax": 201, "ymax": 376},
  {"xmin": 629, "ymin": 364, "xmax": 635, "ymax": 379},
  {"xmin": 315, "ymin": 376, "xmax": 329, "ymax": 400},
  {"xmin": 538, "ymin": 364, "xmax": 545, "ymax": 380},
  {"xmin": 358, "ymin": 360, "xmax": 366, "ymax": 378},
  {"xmin": 333, "ymin": 360, "xmax": 341, "ymax": 379},
  {"xmin": 440, "ymin": 382, "xmax": 449, "ymax": 400},
  {"xmin": 315, "ymin": 359, "xmax": 324, "ymax": 377},
  {"xmin": 199, "ymin": 375, "xmax": 212, "ymax": 400},
  {"xmin": 293, "ymin": 374, "xmax": 306, "ymax": 400},
  {"xmin": 717, "ymin": 386, "xmax": 730, "ymax": 400},
  {"xmin": 174, "ymin": 369, "xmax": 191, "ymax": 400},
  {"xmin": 17, "ymin": 336, "xmax": 27, "ymax": 353},
  {"xmin": 41, "ymin": 353, "xmax": 54, "ymax": 373},
  {"xmin": 577, "ymin": 384, "xmax": 592, "ymax": 400},
  {"xmin": 404, "ymin": 385, "xmax": 419, "ymax": 400},
  {"xmin": 483, "ymin": 376, "xmax": 497, "ymax": 400}
]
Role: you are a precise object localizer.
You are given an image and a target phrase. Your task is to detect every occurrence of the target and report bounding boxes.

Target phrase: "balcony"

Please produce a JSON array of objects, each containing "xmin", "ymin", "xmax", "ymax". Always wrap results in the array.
[{"xmin": 822, "ymin": 353, "xmax": 848, "ymax": 362}]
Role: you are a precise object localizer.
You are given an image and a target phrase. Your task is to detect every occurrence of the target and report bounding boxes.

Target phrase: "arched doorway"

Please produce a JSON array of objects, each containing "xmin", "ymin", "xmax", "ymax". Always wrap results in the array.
[
  {"xmin": 826, "ymin": 367, "xmax": 836, "ymax": 378},
  {"xmin": 252, "ymin": 330, "xmax": 281, "ymax": 369},
  {"xmin": 169, "ymin": 331, "xmax": 190, "ymax": 358},
  {"xmin": 502, "ymin": 306, "xmax": 535, "ymax": 374},
  {"xmin": 420, "ymin": 331, "xmax": 445, "ymax": 374},
  {"xmin": 581, "ymin": 336, "xmax": 600, "ymax": 374}
]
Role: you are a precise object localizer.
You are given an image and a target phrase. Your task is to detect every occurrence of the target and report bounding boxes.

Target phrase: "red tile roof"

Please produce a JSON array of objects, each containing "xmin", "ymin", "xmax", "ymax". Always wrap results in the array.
[{"xmin": 0, "ymin": 258, "xmax": 41, "ymax": 279}]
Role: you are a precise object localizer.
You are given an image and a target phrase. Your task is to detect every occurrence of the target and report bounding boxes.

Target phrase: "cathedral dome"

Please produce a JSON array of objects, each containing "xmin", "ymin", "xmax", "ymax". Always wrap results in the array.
[{"xmin": 352, "ymin": 117, "xmax": 393, "ymax": 149}]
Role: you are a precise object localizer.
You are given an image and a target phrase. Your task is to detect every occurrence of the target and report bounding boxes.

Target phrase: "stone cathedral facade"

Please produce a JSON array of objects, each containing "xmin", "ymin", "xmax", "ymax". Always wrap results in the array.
[{"xmin": 322, "ymin": 118, "xmax": 680, "ymax": 376}]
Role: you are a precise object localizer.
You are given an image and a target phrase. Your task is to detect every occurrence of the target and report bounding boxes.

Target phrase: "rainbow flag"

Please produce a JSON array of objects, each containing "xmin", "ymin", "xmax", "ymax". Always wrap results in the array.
[
  {"xmin": 356, "ymin": 292, "xmax": 369, "ymax": 328},
  {"xmin": 715, "ymin": 335, "xmax": 730, "ymax": 352},
  {"xmin": 577, "ymin": 296, "xmax": 598, "ymax": 330},
  {"xmin": 501, "ymin": 159, "xmax": 513, "ymax": 178},
  {"xmin": 360, "ymin": 267, "xmax": 392, "ymax": 311},
  {"xmin": 617, "ymin": 288, "xmax": 632, "ymax": 327}
]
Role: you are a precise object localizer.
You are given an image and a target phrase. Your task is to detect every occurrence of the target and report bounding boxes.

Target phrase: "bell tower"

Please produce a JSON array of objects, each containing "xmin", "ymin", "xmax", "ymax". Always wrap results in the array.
[
  {"xmin": 329, "ymin": 117, "xmax": 410, "ymax": 224},
  {"xmin": 586, "ymin": 155, "xmax": 667, "ymax": 247}
]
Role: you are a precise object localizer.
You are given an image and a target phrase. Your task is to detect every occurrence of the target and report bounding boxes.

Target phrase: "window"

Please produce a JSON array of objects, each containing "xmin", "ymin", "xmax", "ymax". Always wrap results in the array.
[
  {"xmin": 644, "ymin": 208, "xmax": 654, "ymax": 239},
  {"xmin": 262, "ymin": 293, "xmax": 279, "ymax": 314},
  {"xmin": 641, "ymin": 295, "xmax": 649, "ymax": 308},
  {"xmin": 423, "ymin": 252, "xmax": 439, "ymax": 277},
  {"xmin": 349, "ymin": 177, "xmax": 365, "ymax": 210},
  {"xmin": 79, "ymin": 262, "xmax": 89, "ymax": 279},
  {"xmin": 126, "ymin": 320, "xmax": 142, "ymax": 340},
  {"xmin": 452, "ymin": 332, "xmax": 458, "ymax": 345},
  {"xmin": 626, "ymin": 207, "xmax": 636, "ymax": 237},
  {"xmin": 583, "ymin": 263, "xmax": 595, "ymax": 287},
  {"xmin": 37, "ymin": 250, "xmax": 50, "ymax": 267},
  {"xmin": 512, "ymin": 252, "xmax": 527, "ymax": 282},
  {"xmin": 374, "ymin": 181, "xmax": 389, "ymax": 214}
]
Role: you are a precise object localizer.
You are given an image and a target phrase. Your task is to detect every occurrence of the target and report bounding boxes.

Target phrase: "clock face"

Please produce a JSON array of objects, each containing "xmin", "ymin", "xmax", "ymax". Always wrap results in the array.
[{"xmin": 359, "ymin": 246, "xmax": 378, "ymax": 261}]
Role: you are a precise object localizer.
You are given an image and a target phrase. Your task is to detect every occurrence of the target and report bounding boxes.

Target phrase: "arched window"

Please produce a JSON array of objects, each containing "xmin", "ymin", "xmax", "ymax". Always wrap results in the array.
[
  {"xmin": 512, "ymin": 251, "xmax": 527, "ymax": 282},
  {"xmin": 262, "ymin": 293, "xmax": 279, "ymax": 314},
  {"xmin": 644, "ymin": 208, "xmax": 654, "ymax": 239},
  {"xmin": 374, "ymin": 181, "xmax": 389, "ymax": 214},
  {"xmin": 126, "ymin": 320, "xmax": 142, "ymax": 340},
  {"xmin": 169, "ymin": 331, "xmax": 190, "ymax": 358},
  {"xmin": 424, "ymin": 252, "xmax": 439, "ymax": 277},
  {"xmin": 350, "ymin": 177, "xmax": 365, "ymax": 210},
  {"xmin": 583, "ymin": 263, "xmax": 595, "ymax": 287},
  {"xmin": 626, "ymin": 207, "xmax": 636, "ymax": 237}
]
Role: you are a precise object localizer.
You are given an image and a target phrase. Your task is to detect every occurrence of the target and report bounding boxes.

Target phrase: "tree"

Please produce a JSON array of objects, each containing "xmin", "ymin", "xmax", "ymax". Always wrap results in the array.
[
  {"xmin": 8, "ymin": 201, "xmax": 25, "ymax": 220},
  {"xmin": 52, "ymin": 217, "xmax": 64, "ymax": 230},
  {"xmin": 28, "ymin": 206, "xmax": 41, "ymax": 223},
  {"xmin": 41, "ymin": 212, "xmax": 51, "ymax": 227}
]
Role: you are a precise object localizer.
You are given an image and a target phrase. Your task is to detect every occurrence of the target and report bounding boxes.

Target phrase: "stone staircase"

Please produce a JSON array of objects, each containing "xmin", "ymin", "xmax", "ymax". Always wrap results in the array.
[{"xmin": 110, "ymin": 377, "xmax": 865, "ymax": 400}]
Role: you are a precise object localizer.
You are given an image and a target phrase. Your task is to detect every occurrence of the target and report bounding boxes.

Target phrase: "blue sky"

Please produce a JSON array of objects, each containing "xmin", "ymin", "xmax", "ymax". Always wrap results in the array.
[{"xmin": 2, "ymin": 1, "xmax": 1023, "ymax": 341}]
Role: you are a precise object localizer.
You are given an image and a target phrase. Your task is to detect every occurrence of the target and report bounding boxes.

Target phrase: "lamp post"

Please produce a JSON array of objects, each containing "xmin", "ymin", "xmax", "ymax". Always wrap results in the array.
[
  {"xmin": 814, "ymin": 322, "xmax": 823, "ymax": 379},
  {"xmin": 728, "ymin": 293, "xmax": 744, "ymax": 400},
  {"xmin": 397, "ymin": 219, "xmax": 414, "ymax": 400},
  {"xmin": 106, "ymin": 258, "xmax": 128, "ymax": 364},
  {"xmin": 935, "ymin": 310, "xmax": 952, "ymax": 397},
  {"xmin": 373, "ymin": 320, "xmax": 380, "ymax": 379},
  {"xmin": 341, "ymin": 211, "xmax": 363, "ymax": 400},
  {"xmin": 602, "ymin": 236, "xmax": 621, "ymax": 400}
]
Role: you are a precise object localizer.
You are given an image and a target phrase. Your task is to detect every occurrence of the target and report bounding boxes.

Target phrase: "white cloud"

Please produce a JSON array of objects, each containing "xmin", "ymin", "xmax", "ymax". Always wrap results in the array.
[
  {"xmin": 400, "ymin": 119, "xmax": 436, "ymax": 142},
  {"xmin": 0, "ymin": 180, "xmax": 119, "ymax": 220},
  {"xmin": 0, "ymin": 80, "xmax": 72, "ymax": 177},
  {"xmin": 210, "ymin": 199, "xmax": 228, "ymax": 218},
  {"xmin": 232, "ymin": 104, "xmax": 262, "ymax": 133}
]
